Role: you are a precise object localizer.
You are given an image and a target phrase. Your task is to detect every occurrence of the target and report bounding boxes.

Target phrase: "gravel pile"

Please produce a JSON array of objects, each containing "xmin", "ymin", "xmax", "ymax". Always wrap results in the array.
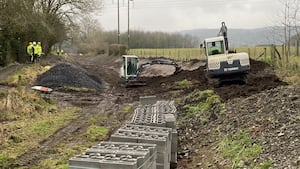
[
  {"xmin": 225, "ymin": 85, "xmax": 300, "ymax": 168},
  {"xmin": 35, "ymin": 63, "xmax": 103, "ymax": 91},
  {"xmin": 177, "ymin": 85, "xmax": 300, "ymax": 168}
]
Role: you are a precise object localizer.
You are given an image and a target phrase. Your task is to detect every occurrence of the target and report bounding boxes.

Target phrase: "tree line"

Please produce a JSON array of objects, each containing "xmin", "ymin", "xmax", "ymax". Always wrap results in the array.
[
  {"xmin": 0, "ymin": 0, "xmax": 98, "ymax": 65},
  {"xmin": 71, "ymin": 24, "xmax": 201, "ymax": 55},
  {"xmin": 104, "ymin": 30, "xmax": 200, "ymax": 49}
]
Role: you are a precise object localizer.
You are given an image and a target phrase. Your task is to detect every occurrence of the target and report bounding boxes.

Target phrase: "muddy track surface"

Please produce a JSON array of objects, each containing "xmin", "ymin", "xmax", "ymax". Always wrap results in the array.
[
  {"xmin": 4, "ymin": 54, "xmax": 287, "ymax": 168},
  {"xmin": 12, "ymin": 93, "xmax": 120, "ymax": 168}
]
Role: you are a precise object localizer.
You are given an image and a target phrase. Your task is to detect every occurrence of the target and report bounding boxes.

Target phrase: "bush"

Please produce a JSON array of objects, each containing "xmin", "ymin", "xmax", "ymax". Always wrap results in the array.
[{"xmin": 108, "ymin": 44, "xmax": 128, "ymax": 56}]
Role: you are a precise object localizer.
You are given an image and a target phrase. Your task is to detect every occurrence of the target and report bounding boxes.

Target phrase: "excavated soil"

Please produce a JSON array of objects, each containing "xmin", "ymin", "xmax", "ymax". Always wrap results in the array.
[
  {"xmin": 132, "ymin": 59, "xmax": 287, "ymax": 101},
  {"xmin": 1, "ymin": 54, "xmax": 292, "ymax": 168}
]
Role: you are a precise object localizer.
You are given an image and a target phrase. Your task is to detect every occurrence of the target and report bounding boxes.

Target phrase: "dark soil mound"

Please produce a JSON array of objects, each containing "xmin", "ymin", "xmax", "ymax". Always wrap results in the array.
[
  {"xmin": 35, "ymin": 63, "xmax": 103, "ymax": 90},
  {"xmin": 214, "ymin": 59, "xmax": 287, "ymax": 100},
  {"xmin": 131, "ymin": 59, "xmax": 287, "ymax": 101}
]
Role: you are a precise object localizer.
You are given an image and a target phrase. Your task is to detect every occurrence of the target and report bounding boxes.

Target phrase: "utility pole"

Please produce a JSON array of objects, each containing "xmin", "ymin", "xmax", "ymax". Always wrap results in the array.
[
  {"xmin": 117, "ymin": 0, "xmax": 120, "ymax": 44},
  {"xmin": 128, "ymin": 0, "xmax": 134, "ymax": 48},
  {"xmin": 128, "ymin": 0, "xmax": 130, "ymax": 48}
]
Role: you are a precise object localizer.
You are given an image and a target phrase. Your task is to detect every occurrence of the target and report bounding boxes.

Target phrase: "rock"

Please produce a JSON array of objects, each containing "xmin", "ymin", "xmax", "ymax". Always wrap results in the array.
[
  {"xmin": 291, "ymin": 157, "xmax": 300, "ymax": 166},
  {"xmin": 196, "ymin": 163, "xmax": 202, "ymax": 167}
]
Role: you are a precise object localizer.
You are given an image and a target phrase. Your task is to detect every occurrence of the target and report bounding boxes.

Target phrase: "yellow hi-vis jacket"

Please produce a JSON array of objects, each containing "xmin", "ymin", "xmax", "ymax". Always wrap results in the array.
[
  {"xmin": 35, "ymin": 44, "xmax": 42, "ymax": 56},
  {"xmin": 27, "ymin": 44, "xmax": 33, "ymax": 55}
]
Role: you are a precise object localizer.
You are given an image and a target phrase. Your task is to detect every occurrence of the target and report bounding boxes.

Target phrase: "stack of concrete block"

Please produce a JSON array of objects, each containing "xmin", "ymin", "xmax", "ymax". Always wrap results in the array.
[
  {"xmin": 131, "ymin": 97, "xmax": 178, "ymax": 168},
  {"xmin": 69, "ymin": 96, "xmax": 178, "ymax": 169},
  {"xmin": 110, "ymin": 124, "xmax": 172, "ymax": 169},
  {"xmin": 69, "ymin": 141, "xmax": 157, "ymax": 169}
]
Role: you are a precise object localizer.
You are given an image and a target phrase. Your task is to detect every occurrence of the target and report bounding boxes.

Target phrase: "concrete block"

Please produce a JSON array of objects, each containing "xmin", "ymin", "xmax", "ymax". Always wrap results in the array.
[
  {"xmin": 171, "ymin": 152, "xmax": 177, "ymax": 163},
  {"xmin": 119, "ymin": 124, "xmax": 172, "ymax": 141},
  {"xmin": 140, "ymin": 96, "xmax": 157, "ymax": 105},
  {"xmin": 156, "ymin": 162, "xmax": 170, "ymax": 169},
  {"xmin": 138, "ymin": 135, "xmax": 171, "ymax": 169},
  {"xmin": 110, "ymin": 130, "xmax": 139, "ymax": 143},
  {"xmin": 164, "ymin": 114, "xmax": 176, "ymax": 129},
  {"xmin": 85, "ymin": 142, "xmax": 157, "ymax": 169},
  {"xmin": 97, "ymin": 142, "xmax": 157, "ymax": 157},
  {"xmin": 171, "ymin": 129, "xmax": 178, "ymax": 153},
  {"xmin": 69, "ymin": 153, "xmax": 139, "ymax": 169},
  {"xmin": 111, "ymin": 130, "xmax": 170, "ymax": 153}
]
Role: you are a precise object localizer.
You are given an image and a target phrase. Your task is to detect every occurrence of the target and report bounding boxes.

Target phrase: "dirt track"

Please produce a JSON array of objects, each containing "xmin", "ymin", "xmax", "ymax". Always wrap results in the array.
[{"xmin": 3, "ymin": 54, "xmax": 291, "ymax": 168}]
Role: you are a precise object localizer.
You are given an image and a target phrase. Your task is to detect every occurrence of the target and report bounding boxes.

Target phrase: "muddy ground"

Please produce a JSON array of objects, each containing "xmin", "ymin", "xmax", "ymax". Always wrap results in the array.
[{"xmin": 1, "ymin": 54, "xmax": 297, "ymax": 168}]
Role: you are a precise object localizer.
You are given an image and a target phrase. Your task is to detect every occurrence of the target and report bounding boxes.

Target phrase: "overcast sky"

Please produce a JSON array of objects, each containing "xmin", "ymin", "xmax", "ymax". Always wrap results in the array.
[{"xmin": 96, "ymin": 0, "xmax": 282, "ymax": 32}]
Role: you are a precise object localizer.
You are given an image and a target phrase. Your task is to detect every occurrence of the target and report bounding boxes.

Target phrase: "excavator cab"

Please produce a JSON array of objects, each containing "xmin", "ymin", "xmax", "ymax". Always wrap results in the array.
[
  {"xmin": 204, "ymin": 36, "xmax": 226, "ymax": 56},
  {"xmin": 120, "ymin": 55, "xmax": 139, "ymax": 80}
]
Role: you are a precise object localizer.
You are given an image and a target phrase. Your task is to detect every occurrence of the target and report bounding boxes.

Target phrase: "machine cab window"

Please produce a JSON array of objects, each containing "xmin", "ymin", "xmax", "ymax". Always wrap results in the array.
[
  {"xmin": 126, "ymin": 57, "xmax": 138, "ymax": 75},
  {"xmin": 207, "ymin": 41, "xmax": 225, "ymax": 56}
]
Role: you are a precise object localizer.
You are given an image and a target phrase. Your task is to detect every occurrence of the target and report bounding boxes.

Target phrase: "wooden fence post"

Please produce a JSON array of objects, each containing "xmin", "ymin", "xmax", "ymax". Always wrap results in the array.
[{"xmin": 270, "ymin": 45, "xmax": 276, "ymax": 65}]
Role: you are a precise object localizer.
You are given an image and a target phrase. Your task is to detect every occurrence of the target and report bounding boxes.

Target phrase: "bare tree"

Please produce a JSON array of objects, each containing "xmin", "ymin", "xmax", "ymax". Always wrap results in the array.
[
  {"xmin": 277, "ymin": 0, "xmax": 300, "ymax": 62},
  {"xmin": 0, "ymin": 0, "xmax": 102, "ymax": 64}
]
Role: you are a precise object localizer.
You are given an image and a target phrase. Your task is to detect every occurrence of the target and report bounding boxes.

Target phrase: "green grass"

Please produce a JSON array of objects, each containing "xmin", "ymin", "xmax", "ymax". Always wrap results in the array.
[
  {"xmin": 0, "ymin": 153, "xmax": 14, "ymax": 169},
  {"xmin": 85, "ymin": 125, "xmax": 109, "ymax": 142},
  {"xmin": 181, "ymin": 90, "xmax": 224, "ymax": 119},
  {"xmin": 88, "ymin": 114, "xmax": 109, "ymax": 125},
  {"xmin": 120, "ymin": 104, "xmax": 133, "ymax": 113},
  {"xmin": 218, "ymin": 130, "xmax": 263, "ymax": 168},
  {"xmin": 175, "ymin": 79, "xmax": 193, "ymax": 88},
  {"xmin": 0, "ymin": 108, "xmax": 78, "ymax": 167},
  {"xmin": 1, "ymin": 64, "xmax": 46, "ymax": 86},
  {"xmin": 0, "ymin": 88, "xmax": 57, "ymax": 121},
  {"xmin": 31, "ymin": 144, "xmax": 77, "ymax": 169},
  {"xmin": 258, "ymin": 161, "xmax": 272, "ymax": 169}
]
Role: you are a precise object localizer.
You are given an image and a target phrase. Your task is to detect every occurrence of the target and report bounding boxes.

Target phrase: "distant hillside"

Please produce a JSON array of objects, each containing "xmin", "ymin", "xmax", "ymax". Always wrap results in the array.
[{"xmin": 181, "ymin": 26, "xmax": 285, "ymax": 47}]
